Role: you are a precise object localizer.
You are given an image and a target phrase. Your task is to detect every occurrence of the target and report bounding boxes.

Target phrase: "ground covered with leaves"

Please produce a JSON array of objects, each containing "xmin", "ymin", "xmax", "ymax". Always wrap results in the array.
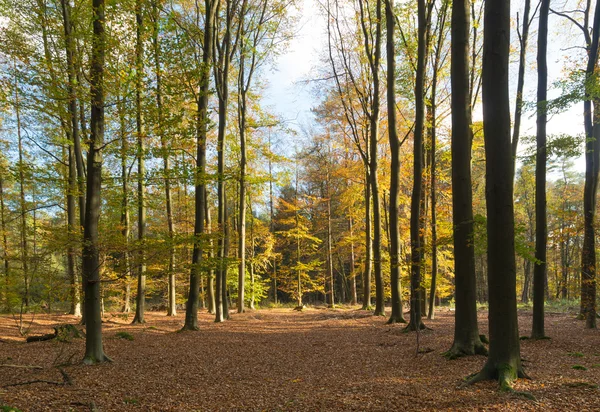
[{"xmin": 0, "ymin": 307, "xmax": 598, "ymax": 411}]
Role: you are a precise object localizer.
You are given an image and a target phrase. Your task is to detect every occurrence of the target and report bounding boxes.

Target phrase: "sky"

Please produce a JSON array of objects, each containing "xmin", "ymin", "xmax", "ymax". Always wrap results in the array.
[{"xmin": 263, "ymin": 0, "xmax": 587, "ymax": 173}]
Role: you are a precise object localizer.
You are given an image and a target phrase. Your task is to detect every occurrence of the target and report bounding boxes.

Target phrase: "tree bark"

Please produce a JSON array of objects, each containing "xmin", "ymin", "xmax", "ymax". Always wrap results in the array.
[
  {"xmin": 82, "ymin": 0, "xmax": 110, "ymax": 364},
  {"xmin": 468, "ymin": 0, "xmax": 525, "ymax": 385},
  {"xmin": 532, "ymin": 0, "xmax": 550, "ymax": 339},
  {"xmin": 580, "ymin": 0, "xmax": 600, "ymax": 329},
  {"xmin": 445, "ymin": 0, "xmax": 486, "ymax": 357},
  {"xmin": 183, "ymin": 0, "xmax": 217, "ymax": 330},
  {"xmin": 385, "ymin": 0, "xmax": 405, "ymax": 324},
  {"xmin": 406, "ymin": 0, "xmax": 429, "ymax": 331}
]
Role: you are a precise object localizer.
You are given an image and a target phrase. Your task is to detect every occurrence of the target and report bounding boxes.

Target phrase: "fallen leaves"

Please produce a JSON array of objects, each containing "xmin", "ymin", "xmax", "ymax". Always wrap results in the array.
[{"xmin": 0, "ymin": 308, "xmax": 597, "ymax": 411}]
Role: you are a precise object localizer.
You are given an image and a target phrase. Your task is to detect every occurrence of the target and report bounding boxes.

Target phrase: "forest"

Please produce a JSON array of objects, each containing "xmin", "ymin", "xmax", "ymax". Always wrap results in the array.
[{"xmin": 0, "ymin": 0, "xmax": 599, "ymax": 409}]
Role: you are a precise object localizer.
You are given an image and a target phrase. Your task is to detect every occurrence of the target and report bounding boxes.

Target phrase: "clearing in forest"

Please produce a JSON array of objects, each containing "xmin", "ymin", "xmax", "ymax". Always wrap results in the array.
[{"xmin": 0, "ymin": 308, "xmax": 598, "ymax": 411}]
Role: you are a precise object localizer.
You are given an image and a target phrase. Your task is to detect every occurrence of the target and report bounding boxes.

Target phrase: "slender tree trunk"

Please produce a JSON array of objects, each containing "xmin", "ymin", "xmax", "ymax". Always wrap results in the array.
[
  {"xmin": 183, "ymin": 0, "xmax": 217, "ymax": 331},
  {"xmin": 116, "ymin": 95, "xmax": 132, "ymax": 314},
  {"xmin": 206, "ymin": 199, "xmax": 216, "ymax": 314},
  {"xmin": 83, "ymin": 0, "xmax": 110, "ymax": 364},
  {"xmin": 445, "ymin": 0, "xmax": 485, "ymax": 356},
  {"xmin": 61, "ymin": 0, "xmax": 82, "ymax": 317},
  {"xmin": 362, "ymin": 172, "xmax": 372, "ymax": 309},
  {"xmin": 406, "ymin": 0, "xmax": 428, "ymax": 331},
  {"xmin": 468, "ymin": 0, "xmax": 525, "ymax": 385},
  {"xmin": 511, "ymin": 0, "xmax": 532, "ymax": 173},
  {"xmin": 268, "ymin": 134, "xmax": 278, "ymax": 304},
  {"xmin": 151, "ymin": 0, "xmax": 177, "ymax": 317},
  {"xmin": 532, "ymin": 0, "xmax": 549, "ymax": 339},
  {"xmin": 132, "ymin": 0, "xmax": 146, "ymax": 325},
  {"xmin": 522, "ymin": 258, "xmax": 531, "ymax": 303},
  {"xmin": 326, "ymin": 177, "xmax": 335, "ymax": 308},
  {"xmin": 427, "ymin": 0, "xmax": 447, "ymax": 320},
  {"xmin": 386, "ymin": 0, "xmax": 405, "ymax": 324},
  {"xmin": 349, "ymin": 217, "xmax": 357, "ymax": 305},
  {"xmin": 0, "ymin": 175, "xmax": 9, "ymax": 310}
]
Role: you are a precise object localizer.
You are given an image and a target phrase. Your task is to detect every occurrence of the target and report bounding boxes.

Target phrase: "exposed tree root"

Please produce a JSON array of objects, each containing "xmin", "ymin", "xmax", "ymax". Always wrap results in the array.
[
  {"xmin": 461, "ymin": 363, "xmax": 536, "ymax": 401},
  {"xmin": 361, "ymin": 305, "xmax": 373, "ymax": 311},
  {"xmin": 443, "ymin": 341, "xmax": 488, "ymax": 360},
  {"xmin": 386, "ymin": 315, "xmax": 407, "ymax": 324},
  {"xmin": 179, "ymin": 324, "xmax": 199, "ymax": 332},
  {"xmin": 402, "ymin": 321, "xmax": 427, "ymax": 332},
  {"xmin": 82, "ymin": 354, "xmax": 113, "ymax": 365}
]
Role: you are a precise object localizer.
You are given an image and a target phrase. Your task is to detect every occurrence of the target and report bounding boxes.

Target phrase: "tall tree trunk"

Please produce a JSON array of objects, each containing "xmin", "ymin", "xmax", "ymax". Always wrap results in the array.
[
  {"xmin": 406, "ymin": 0, "xmax": 428, "ymax": 331},
  {"xmin": 152, "ymin": 0, "xmax": 177, "ymax": 317},
  {"xmin": 183, "ymin": 0, "xmax": 217, "ymax": 331},
  {"xmin": 214, "ymin": 0, "xmax": 237, "ymax": 323},
  {"xmin": 132, "ymin": 0, "xmax": 147, "ymax": 325},
  {"xmin": 467, "ymin": 0, "xmax": 525, "ymax": 385},
  {"xmin": 522, "ymin": 258, "xmax": 531, "ymax": 303},
  {"xmin": 386, "ymin": 0, "xmax": 405, "ymax": 324},
  {"xmin": 581, "ymin": 0, "xmax": 600, "ymax": 329},
  {"xmin": 14, "ymin": 62, "xmax": 29, "ymax": 309},
  {"xmin": 326, "ymin": 176, "xmax": 335, "ymax": 308},
  {"xmin": 445, "ymin": 0, "xmax": 486, "ymax": 357},
  {"xmin": 61, "ymin": 0, "xmax": 82, "ymax": 317},
  {"xmin": 532, "ymin": 0, "xmax": 550, "ymax": 339},
  {"xmin": 83, "ymin": 0, "xmax": 110, "ymax": 364},
  {"xmin": 117, "ymin": 95, "xmax": 131, "ymax": 314},
  {"xmin": 427, "ymin": 0, "xmax": 448, "ymax": 321}
]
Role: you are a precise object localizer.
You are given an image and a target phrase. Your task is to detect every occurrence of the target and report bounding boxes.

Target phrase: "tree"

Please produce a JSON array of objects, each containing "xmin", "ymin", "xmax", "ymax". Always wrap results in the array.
[
  {"xmin": 183, "ymin": 0, "xmax": 218, "ymax": 331},
  {"xmin": 531, "ymin": 0, "xmax": 550, "ymax": 339},
  {"xmin": 406, "ymin": 0, "xmax": 431, "ymax": 331},
  {"xmin": 467, "ymin": 0, "xmax": 526, "ymax": 387},
  {"xmin": 82, "ymin": 0, "xmax": 110, "ymax": 365},
  {"xmin": 132, "ymin": 0, "xmax": 147, "ymax": 325},
  {"xmin": 580, "ymin": 0, "xmax": 600, "ymax": 329},
  {"xmin": 385, "ymin": 0, "xmax": 406, "ymax": 324},
  {"xmin": 445, "ymin": 0, "xmax": 486, "ymax": 358}
]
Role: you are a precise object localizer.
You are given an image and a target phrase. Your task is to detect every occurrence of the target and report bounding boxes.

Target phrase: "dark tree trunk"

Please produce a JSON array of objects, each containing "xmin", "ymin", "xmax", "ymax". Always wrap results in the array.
[
  {"xmin": 532, "ymin": 0, "xmax": 549, "ymax": 339},
  {"xmin": 0, "ymin": 174, "xmax": 9, "ymax": 310},
  {"xmin": 117, "ymin": 94, "xmax": 131, "ymax": 314},
  {"xmin": 386, "ymin": 0, "xmax": 405, "ymax": 324},
  {"xmin": 406, "ymin": 0, "xmax": 428, "ymax": 331},
  {"xmin": 468, "ymin": 0, "xmax": 525, "ymax": 386},
  {"xmin": 82, "ymin": 0, "xmax": 110, "ymax": 364},
  {"xmin": 580, "ymin": 0, "xmax": 600, "ymax": 329},
  {"xmin": 445, "ymin": 0, "xmax": 486, "ymax": 357},
  {"xmin": 349, "ymin": 217, "xmax": 358, "ymax": 305},
  {"xmin": 522, "ymin": 258, "xmax": 531, "ymax": 303},
  {"xmin": 183, "ymin": 0, "xmax": 217, "ymax": 331}
]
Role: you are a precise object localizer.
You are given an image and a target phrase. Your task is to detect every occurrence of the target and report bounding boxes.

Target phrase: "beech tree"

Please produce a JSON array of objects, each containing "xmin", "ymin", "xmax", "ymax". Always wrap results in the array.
[
  {"xmin": 445, "ymin": 0, "xmax": 486, "ymax": 358},
  {"xmin": 82, "ymin": 0, "xmax": 110, "ymax": 364},
  {"xmin": 467, "ymin": 0, "xmax": 526, "ymax": 387}
]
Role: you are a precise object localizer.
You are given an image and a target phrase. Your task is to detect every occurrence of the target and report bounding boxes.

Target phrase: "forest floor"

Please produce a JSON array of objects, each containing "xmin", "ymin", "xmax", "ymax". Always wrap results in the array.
[{"xmin": 0, "ymin": 307, "xmax": 598, "ymax": 411}]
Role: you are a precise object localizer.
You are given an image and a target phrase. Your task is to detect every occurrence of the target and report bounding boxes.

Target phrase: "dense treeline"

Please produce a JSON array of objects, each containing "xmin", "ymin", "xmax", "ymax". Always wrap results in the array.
[{"xmin": 0, "ymin": 0, "xmax": 597, "ymax": 388}]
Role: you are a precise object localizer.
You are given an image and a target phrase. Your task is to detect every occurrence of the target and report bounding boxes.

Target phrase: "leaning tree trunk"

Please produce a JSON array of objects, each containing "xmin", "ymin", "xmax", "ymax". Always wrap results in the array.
[
  {"xmin": 467, "ymin": 0, "xmax": 526, "ymax": 387},
  {"xmin": 386, "ymin": 0, "xmax": 405, "ymax": 324},
  {"xmin": 445, "ymin": 0, "xmax": 486, "ymax": 357},
  {"xmin": 82, "ymin": 0, "xmax": 110, "ymax": 364},
  {"xmin": 532, "ymin": 0, "xmax": 549, "ymax": 339}
]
